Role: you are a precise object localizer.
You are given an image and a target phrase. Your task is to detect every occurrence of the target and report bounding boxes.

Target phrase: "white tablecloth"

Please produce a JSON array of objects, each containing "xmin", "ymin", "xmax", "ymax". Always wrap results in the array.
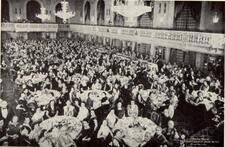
[{"xmin": 113, "ymin": 117, "xmax": 157, "ymax": 147}]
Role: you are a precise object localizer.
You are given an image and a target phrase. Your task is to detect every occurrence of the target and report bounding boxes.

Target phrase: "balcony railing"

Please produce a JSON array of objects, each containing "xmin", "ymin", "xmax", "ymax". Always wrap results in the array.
[{"xmin": 1, "ymin": 23, "xmax": 225, "ymax": 55}]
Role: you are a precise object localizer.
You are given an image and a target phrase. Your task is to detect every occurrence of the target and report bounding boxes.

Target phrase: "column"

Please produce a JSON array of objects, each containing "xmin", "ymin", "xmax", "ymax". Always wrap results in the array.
[
  {"xmin": 68, "ymin": 32, "xmax": 72, "ymax": 38},
  {"xmin": 50, "ymin": 32, "xmax": 56, "ymax": 39},
  {"xmin": 199, "ymin": 2, "xmax": 207, "ymax": 31},
  {"xmin": 131, "ymin": 41, "xmax": 136, "ymax": 52},
  {"xmin": 23, "ymin": 33, "xmax": 28, "ymax": 40},
  {"xmin": 164, "ymin": 47, "xmax": 171, "ymax": 63},
  {"xmin": 42, "ymin": 32, "xmax": 46, "ymax": 39},
  {"xmin": 150, "ymin": 44, "xmax": 155, "ymax": 58},
  {"xmin": 122, "ymin": 40, "xmax": 126, "ymax": 48},
  {"xmin": 195, "ymin": 52, "xmax": 203, "ymax": 69},
  {"xmin": 103, "ymin": 37, "xmax": 106, "ymax": 45}
]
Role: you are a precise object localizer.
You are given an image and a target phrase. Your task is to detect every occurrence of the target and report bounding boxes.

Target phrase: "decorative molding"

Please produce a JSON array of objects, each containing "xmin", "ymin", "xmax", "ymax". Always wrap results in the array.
[{"xmin": 1, "ymin": 22, "xmax": 224, "ymax": 55}]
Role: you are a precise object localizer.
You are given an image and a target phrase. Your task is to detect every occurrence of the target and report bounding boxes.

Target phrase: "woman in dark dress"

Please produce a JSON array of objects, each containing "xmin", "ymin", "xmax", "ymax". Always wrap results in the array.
[
  {"xmin": 76, "ymin": 120, "xmax": 94, "ymax": 147},
  {"xmin": 0, "ymin": 119, "xmax": 7, "ymax": 146},
  {"xmin": 114, "ymin": 101, "xmax": 125, "ymax": 119},
  {"xmin": 7, "ymin": 116, "xmax": 20, "ymax": 146},
  {"xmin": 45, "ymin": 100, "xmax": 59, "ymax": 119}
]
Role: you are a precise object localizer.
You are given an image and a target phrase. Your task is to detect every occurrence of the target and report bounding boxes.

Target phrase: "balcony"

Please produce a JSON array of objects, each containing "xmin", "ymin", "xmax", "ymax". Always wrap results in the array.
[{"xmin": 1, "ymin": 23, "xmax": 225, "ymax": 55}]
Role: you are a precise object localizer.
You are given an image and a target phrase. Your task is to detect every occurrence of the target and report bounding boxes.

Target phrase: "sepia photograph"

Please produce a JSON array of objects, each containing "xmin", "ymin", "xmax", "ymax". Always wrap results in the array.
[{"xmin": 0, "ymin": 0, "xmax": 224, "ymax": 146}]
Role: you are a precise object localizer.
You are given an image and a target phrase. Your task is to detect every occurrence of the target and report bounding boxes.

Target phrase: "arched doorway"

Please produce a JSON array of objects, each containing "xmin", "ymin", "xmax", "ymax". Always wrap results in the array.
[
  {"xmin": 55, "ymin": 3, "xmax": 63, "ymax": 23},
  {"xmin": 97, "ymin": 0, "xmax": 105, "ymax": 25},
  {"xmin": 26, "ymin": 0, "xmax": 41, "ymax": 23},
  {"xmin": 84, "ymin": 1, "xmax": 91, "ymax": 24},
  {"xmin": 1, "ymin": 0, "xmax": 10, "ymax": 22}
]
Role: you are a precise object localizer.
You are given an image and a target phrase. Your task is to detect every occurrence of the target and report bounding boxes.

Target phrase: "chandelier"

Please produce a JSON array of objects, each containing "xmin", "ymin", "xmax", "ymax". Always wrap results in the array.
[
  {"xmin": 36, "ymin": 7, "xmax": 50, "ymax": 22},
  {"xmin": 54, "ymin": 0, "xmax": 75, "ymax": 23},
  {"xmin": 111, "ymin": 0, "xmax": 153, "ymax": 26}
]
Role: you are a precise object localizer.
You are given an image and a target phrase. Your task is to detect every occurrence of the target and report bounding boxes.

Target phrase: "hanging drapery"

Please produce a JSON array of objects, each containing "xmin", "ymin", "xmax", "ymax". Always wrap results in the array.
[
  {"xmin": 114, "ymin": 13, "xmax": 125, "ymax": 26},
  {"xmin": 174, "ymin": 2, "xmax": 201, "ymax": 30},
  {"xmin": 84, "ymin": 2, "xmax": 90, "ymax": 24},
  {"xmin": 97, "ymin": 0, "xmax": 105, "ymax": 25}
]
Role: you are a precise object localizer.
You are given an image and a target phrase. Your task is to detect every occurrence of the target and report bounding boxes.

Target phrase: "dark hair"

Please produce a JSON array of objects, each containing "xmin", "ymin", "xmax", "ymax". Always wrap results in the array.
[
  {"xmin": 39, "ymin": 129, "xmax": 47, "ymax": 139},
  {"xmin": 113, "ymin": 129, "xmax": 121, "ymax": 136},
  {"xmin": 20, "ymin": 125, "xmax": 31, "ymax": 134}
]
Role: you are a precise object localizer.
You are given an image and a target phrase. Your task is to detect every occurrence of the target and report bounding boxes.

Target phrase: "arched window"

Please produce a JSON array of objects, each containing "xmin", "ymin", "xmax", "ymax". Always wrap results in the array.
[
  {"xmin": 97, "ymin": 0, "xmax": 105, "ymax": 25},
  {"xmin": 26, "ymin": 0, "xmax": 41, "ymax": 23},
  {"xmin": 84, "ymin": 1, "xmax": 91, "ymax": 24}
]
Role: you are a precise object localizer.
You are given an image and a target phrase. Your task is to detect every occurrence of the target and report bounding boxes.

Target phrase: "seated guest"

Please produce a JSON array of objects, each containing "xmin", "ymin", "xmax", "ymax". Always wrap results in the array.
[
  {"xmin": 56, "ymin": 126, "xmax": 77, "ymax": 147},
  {"xmin": 95, "ymin": 97, "xmax": 111, "ymax": 125},
  {"xmin": 86, "ymin": 93, "xmax": 94, "ymax": 110},
  {"xmin": 0, "ymin": 119, "xmax": 7, "ymax": 146},
  {"xmin": 26, "ymin": 80, "xmax": 35, "ymax": 92},
  {"xmin": 97, "ymin": 120, "xmax": 113, "ymax": 147},
  {"xmin": 77, "ymin": 102, "xmax": 89, "ymax": 121},
  {"xmin": 188, "ymin": 91, "xmax": 204, "ymax": 106},
  {"xmin": 161, "ymin": 109, "xmax": 171, "ymax": 128},
  {"xmin": 139, "ymin": 131, "xmax": 153, "ymax": 147},
  {"xmin": 42, "ymin": 77, "xmax": 52, "ymax": 89},
  {"xmin": 92, "ymin": 79, "xmax": 102, "ymax": 90},
  {"xmin": 127, "ymin": 100, "xmax": 139, "ymax": 117},
  {"xmin": 111, "ymin": 129, "xmax": 126, "ymax": 147},
  {"xmin": 38, "ymin": 130, "xmax": 54, "ymax": 147},
  {"xmin": 88, "ymin": 110, "xmax": 98, "ymax": 133},
  {"xmin": 64, "ymin": 100, "xmax": 75, "ymax": 117},
  {"xmin": 45, "ymin": 100, "xmax": 59, "ymax": 118},
  {"xmin": 0, "ymin": 101, "xmax": 9, "ymax": 123},
  {"xmin": 18, "ymin": 125, "xmax": 31, "ymax": 146},
  {"xmin": 32, "ymin": 107, "xmax": 45, "ymax": 123},
  {"xmin": 106, "ymin": 110, "xmax": 117, "ymax": 129},
  {"xmin": 162, "ymin": 120, "xmax": 179, "ymax": 147},
  {"xmin": 114, "ymin": 101, "xmax": 125, "ymax": 119},
  {"xmin": 148, "ymin": 127, "xmax": 168, "ymax": 147},
  {"xmin": 7, "ymin": 116, "xmax": 20, "ymax": 146},
  {"xmin": 76, "ymin": 120, "xmax": 94, "ymax": 147},
  {"xmin": 29, "ymin": 122, "xmax": 41, "ymax": 146},
  {"xmin": 120, "ymin": 84, "xmax": 132, "ymax": 107},
  {"xmin": 21, "ymin": 117, "xmax": 32, "ymax": 130}
]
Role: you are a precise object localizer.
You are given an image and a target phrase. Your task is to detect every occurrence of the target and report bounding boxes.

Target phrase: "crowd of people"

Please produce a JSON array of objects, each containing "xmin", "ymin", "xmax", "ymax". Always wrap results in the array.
[{"xmin": 0, "ymin": 38, "xmax": 224, "ymax": 147}]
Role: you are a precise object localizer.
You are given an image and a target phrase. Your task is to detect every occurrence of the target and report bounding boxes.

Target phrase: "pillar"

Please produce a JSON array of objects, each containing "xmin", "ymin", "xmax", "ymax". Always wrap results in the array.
[
  {"xmin": 50, "ymin": 32, "xmax": 56, "ymax": 39},
  {"xmin": 131, "ymin": 41, "xmax": 136, "ymax": 52},
  {"xmin": 68, "ymin": 32, "xmax": 72, "ymax": 38},
  {"xmin": 150, "ymin": 44, "xmax": 155, "ymax": 57},
  {"xmin": 195, "ymin": 52, "xmax": 203, "ymax": 69},
  {"xmin": 22, "ymin": 33, "xmax": 28, "ymax": 40},
  {"xmin": 42, "ymin": 32, "xmax": 46, "ymax": 39},
  {"xmin": 165, "ymin": 47, "xmax": 171, "ymax": 63},
  {"xmin": 122, "ymin": 40, "xmax": 126, "ymax": 48},
  {"xmin": 199, "ymin": 2, "xmax": 207, "ymax": 31}
]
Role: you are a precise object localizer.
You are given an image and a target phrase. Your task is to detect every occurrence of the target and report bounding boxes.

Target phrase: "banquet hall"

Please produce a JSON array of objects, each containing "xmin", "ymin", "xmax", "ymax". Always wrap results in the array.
[{"xmin": 1, "ymin": 0, "xmax": 224, "ymax": 147}]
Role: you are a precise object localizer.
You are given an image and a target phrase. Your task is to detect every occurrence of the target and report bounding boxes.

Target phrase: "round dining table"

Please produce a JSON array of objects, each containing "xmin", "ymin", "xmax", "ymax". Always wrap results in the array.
[{"xmin": 113, "ymin": 117, "xmax": 158, "ymax": 147}]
